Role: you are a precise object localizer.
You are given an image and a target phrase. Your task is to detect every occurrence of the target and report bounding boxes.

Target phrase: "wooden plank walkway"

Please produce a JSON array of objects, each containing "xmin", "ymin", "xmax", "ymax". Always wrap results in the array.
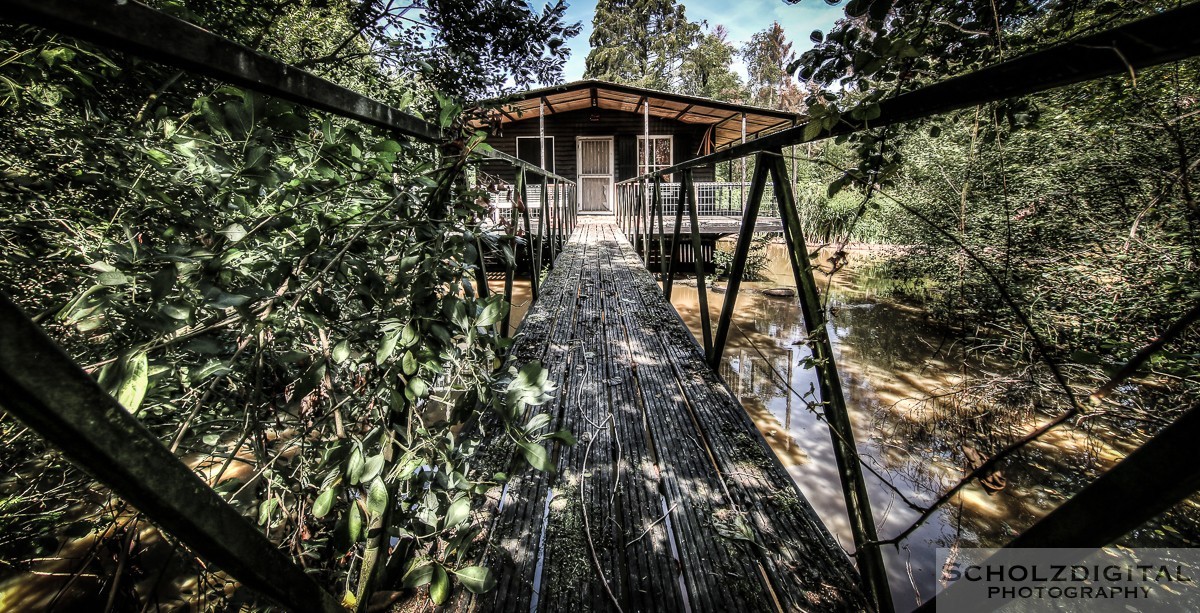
[{"xmin": 464, "ymin": 217, "xmax": 867, "ymax": 612}]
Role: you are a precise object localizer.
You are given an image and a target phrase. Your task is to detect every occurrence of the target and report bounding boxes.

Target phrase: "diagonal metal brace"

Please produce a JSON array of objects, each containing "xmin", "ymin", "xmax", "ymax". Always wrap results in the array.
[
  {"xmin": 0, "ymin": 293, "xmax": 342, "ymax": 613},
  {"xmin": 1, "ymin": 0, "xmax": 444, "ymax": 142}
]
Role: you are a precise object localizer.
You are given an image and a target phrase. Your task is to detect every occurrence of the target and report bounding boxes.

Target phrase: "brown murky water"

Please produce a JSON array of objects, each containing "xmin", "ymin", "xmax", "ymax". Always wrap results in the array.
[
  {"xmin": 486, "ymin": 276, "xmax": 533, "ymax": 334},
  {"xmin": 666, "ymin": 243, "xmax": 1192, "ymax": 611}
]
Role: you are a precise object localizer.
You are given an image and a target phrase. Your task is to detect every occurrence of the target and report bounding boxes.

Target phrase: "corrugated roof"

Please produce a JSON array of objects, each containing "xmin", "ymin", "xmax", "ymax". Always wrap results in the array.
[{"xmin": 470, "ymin": 79, "xmax": 802, "ymax": 150}]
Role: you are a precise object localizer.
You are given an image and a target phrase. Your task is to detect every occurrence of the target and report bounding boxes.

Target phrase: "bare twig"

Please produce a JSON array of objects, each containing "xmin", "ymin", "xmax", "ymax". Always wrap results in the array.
[{"xmin": 624, "ymin": 502, "xmax": 680, "ymax": 548}]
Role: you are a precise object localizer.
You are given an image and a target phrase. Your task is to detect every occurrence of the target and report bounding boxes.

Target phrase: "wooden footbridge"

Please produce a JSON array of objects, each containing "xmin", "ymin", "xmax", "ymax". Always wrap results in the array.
[
  {"xmin": 463, "ymin": 217, "xmax": 865, "ymax": 611},
  {"xmin": 4, "ymin": 2, "xmax": 1200, "ymax": 612}
]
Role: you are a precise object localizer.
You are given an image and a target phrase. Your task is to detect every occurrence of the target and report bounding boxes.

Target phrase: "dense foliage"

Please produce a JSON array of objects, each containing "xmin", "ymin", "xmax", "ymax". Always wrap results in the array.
[
  {"xmin": 0, "ymin": 1, "xmax": 574, "ymax": 609},
  {"xmin": 788, "ymin": 0, "xmax": 1200, "ymax": 533}
]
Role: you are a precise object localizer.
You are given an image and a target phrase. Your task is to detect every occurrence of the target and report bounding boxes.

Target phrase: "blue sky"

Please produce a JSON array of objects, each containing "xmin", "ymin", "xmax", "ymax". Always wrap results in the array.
[{"xmin": 558, "ymin": 0, "xmax": 847, "ymax": 81}]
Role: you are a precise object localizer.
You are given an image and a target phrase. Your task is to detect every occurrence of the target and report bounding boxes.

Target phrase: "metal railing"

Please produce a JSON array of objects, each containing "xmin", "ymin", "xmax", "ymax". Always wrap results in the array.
[
  {"xmin": 0, "ymin": 0, "xmax": 578, "ymax": 610},
  {"xmin": 609, "ymin": 5, "xmax": 1200, "ymax": 611},
  {"xmin": 616, "ymin": 181, "xmax": 780, "ymax": 218}
]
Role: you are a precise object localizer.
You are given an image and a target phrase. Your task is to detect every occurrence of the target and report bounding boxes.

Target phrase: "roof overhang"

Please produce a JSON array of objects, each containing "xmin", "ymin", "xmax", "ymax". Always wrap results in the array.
[{"xmin": 470, "ymin": 79, "xmax": 802, "ymax": 150}]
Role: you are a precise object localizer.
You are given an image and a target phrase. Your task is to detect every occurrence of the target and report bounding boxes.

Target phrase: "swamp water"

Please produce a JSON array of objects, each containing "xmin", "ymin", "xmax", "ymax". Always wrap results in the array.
[{"xmin": 666, "ymin": 243, "xmax": 1198, "ymax": 611}]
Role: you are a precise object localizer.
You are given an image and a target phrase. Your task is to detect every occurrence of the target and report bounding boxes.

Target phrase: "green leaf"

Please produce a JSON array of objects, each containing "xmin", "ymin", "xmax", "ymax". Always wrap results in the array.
[
  {"xmin": 115, "ymin": 351, "xmax": 149, "ymax": 413},
  {"xmin": 367, "ymin": 478, "xmax": 388, "ymax": 516},
  {"xmin": 401, "ymin": 350, "xmax": 418, "ymax": 376},
  {"xmin": 189, "ymin": 360, "xmax": 231, "ymax": 385},
  {"xmin": 430, "ymin": 564, "xmax": 450, "ymax": 604},
  {"xmin": 548, "ymin": 429, "xmax": 578, "ymax": 446},
  {"xmin": 402, "ymin": 560, "xmax": 435, "ymax": 588},
  {"xmin": 476, "ymin": 300, "xmax": 507, "ymax": 327},
  {"xmin": 505, "ymin": 361, "xmax": 554, "ymax": 414},
  {"xmin": 454, "ymin": 566, "xmax": 497, "ymax": 594},
  {"xmin": 360, "ymin": 453, "xmax": 385, "ymax": 483},
  {"xmin": 445, "ymin": 496, "xmax": 470, "ymax": 528},
  {"xmin": 346, "ymin": 501, "xmax": 364, "ymax": 543},
  {"xmin": 201, "ymin": 434, "xmax": 220, "ymax": 446},
  {"xmin": 523, "ymin": 413, "xmax": 551, "ymax": 433},
  {"xmin": 399, "ymin": 322, "xmax": 420, "ymax": 348},
  {"xmin": 347, "ymin": 447, "xmax": 366, "ymax": 485},
  {"xmin": 399, "ymin": 255, "xmax": 420, "ymax": 272},
  {"xmin": 803, "ymin": 120, "xmax": 823, "ymax": 142},
  {"xmin": 405, "ymin": 376, "xmax": 429, "ymax": 402},
  {"xmin": 218, "ymin": 223, "xmax": 247, "ymax": 242},
  {"xmin": 162, "ymin": 302, "xmax": 192, "ymax": 320},
  {"xmin": 313, "ymin": 487, "xmax": 336, "ymax": 518},
  {"xmin": 376, "ymin": 330, "xmax": 400, "ymax": 365},
  {"xmin": 258, "ymin": 498, "xmax": 279, "ymax": 526},
  {"xmin": 516, "ymin": 441, "xmax": 552, "ymax": 472},
  {"xmin": 98, "ymin": 271, "xmax": 130, "ymax": 286},
  {"xmin": 39, "ymin": 46, "xmax": 76, "ymax": 68},
  {"xmin": 332, "ymin": 340, "xmax": 350, "ymax": 363},
  {"xmin": 372, "ymin": 139, "xmax": 404, "ymax": 153}
]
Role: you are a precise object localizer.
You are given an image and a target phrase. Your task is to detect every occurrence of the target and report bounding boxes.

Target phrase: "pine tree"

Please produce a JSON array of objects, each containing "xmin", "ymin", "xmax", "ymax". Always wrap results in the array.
[
  {"xmin": 584, "ymin": 0, "xmax": 700, "ymax": 90},
  {"xmin": 679, "ymin": 25, "xmax": 746, "ymax": 102},
  {"xmin": 741, "ymin": 22, "xmax": 800, "ymax": 110}
]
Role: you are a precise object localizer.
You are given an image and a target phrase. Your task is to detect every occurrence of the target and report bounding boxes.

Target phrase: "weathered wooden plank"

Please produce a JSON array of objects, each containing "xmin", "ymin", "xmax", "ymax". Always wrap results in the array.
[
  {"xmin": 466, "ymin": 223, "xmax": 590, "ymax": 612},
  {"xmin": 469, "ymin": 218, "xmax": 866, "ymax": 612},
  {"xmin": 595, "ymin": 229, "xmax": 686, "ymax": 612},
  {"xmin": 607, "ymin": 222, "xmax": 869, "ymax": 611},
  {"xmin": 547, "ymin": 232, "xmax": 628, "ymax": 611},
  {"xmin": 500, "ymin": 223, "xmax": 592, "ymax": 612},
  {"xmin": 602, "ymin": 229, "xmax": 755, "ymax": 613}
]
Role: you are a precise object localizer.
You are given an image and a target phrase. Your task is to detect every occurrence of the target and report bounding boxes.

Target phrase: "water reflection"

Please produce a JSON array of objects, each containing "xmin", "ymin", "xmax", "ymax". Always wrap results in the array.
[{"xmin": 668, "ymin": 243, "xmax": 1124, "ymax": 611}]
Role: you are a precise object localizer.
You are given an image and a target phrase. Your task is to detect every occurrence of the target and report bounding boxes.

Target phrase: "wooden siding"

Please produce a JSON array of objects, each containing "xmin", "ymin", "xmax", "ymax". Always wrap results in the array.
[{"xmin": 479, "ymin": 107, "xmax": 716, "ymax": 186}]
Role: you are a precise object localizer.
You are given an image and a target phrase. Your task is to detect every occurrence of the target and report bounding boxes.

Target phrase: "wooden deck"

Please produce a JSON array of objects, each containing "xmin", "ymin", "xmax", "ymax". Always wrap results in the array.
[{"xmin": 464, "ymin": 217, "xmax": 867, "ymax": 612}]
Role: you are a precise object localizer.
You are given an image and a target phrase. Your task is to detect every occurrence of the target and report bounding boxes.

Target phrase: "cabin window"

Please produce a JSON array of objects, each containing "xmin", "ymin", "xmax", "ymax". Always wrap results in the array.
[
  {"xmin": 637, "ymin": 135, "xmax": 672, "ymax": 180},
  {"xmin": 516, "ymin": 136, "xmax": 555, "ymax": 173}
]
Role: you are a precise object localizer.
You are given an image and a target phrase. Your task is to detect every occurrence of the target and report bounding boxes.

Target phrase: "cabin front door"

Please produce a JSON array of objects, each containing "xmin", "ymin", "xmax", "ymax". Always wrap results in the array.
[{"xmin": 577, "ymin": 137, "xmax": 613, "ymax": 212}]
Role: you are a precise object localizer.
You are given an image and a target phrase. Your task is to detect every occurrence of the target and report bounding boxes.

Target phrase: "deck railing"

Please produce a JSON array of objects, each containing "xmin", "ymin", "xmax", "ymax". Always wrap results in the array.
[{"xmin": 616, "ymin": 181, "xmax": 780, "ymax": 218}]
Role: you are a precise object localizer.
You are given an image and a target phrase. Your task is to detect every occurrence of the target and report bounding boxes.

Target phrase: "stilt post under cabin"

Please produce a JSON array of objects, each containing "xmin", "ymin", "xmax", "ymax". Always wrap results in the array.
[
  {"xmin": 708, "ymin": 153, "xmax": 768, "ymax": 369},
  {"xmin": 664, "ymin": 177, "xmax": 686, "ymax": 300},
  {"xmin": 654, "ymin": 176, "xmax": 667, "ymax": 286},
  {"xmin": 502, "ymin": 183, "xmax": 517, "ymax": 339},
  {"xmin": 518, "ymin": 169, "xmax": 538, "ymax": 301}
]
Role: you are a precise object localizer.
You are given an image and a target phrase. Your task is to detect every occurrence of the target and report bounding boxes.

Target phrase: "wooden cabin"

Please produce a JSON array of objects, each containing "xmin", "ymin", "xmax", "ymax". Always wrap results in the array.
[{"xmin": 473, "ymin": 80, "xmax": 800, "ymax": 213}]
